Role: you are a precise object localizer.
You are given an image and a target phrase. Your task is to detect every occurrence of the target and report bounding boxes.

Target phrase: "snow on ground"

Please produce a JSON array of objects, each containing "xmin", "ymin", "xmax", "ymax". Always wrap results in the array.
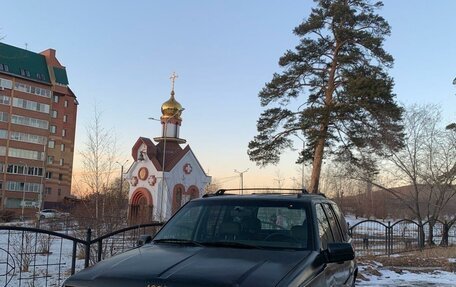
[
  {"xmin": 345, "ymin": 215, "xmax": 456, "ymax": 286},
  {"xmin": 357, "ymin": 261, "xmax": 456, "ymax": 286}
]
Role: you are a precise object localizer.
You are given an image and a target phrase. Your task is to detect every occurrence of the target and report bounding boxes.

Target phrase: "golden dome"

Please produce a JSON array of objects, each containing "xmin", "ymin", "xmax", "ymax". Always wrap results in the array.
[{"xmin": 161, "ymin": 90, "xmax": 183, "ymax": 119}]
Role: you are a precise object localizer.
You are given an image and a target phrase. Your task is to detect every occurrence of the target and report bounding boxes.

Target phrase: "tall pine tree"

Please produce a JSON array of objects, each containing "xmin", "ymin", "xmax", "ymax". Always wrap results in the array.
[{"xmin": 248, "ymin": 0, "xmax": 404, "ymax": 193}]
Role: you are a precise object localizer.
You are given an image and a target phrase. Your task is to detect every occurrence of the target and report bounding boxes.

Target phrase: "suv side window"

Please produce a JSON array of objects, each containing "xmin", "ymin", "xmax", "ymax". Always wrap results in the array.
[
  {"xmin": 316, "ymin": 204, "xmax": 334, "ymax": 249},
  {"xmin": 161, "ymin": 205, "xmax": 203, "ymax": 240},
  {"xmin": 330, "ymin": 203, "xmax": 349, "ymax": 241},
  {"xmin": 322, "ymin": 203, "xmax": 344, "ymax": 243},
  {"xmin": 203, "ymin": 205, "xmax": 230, "ymax": 240}
]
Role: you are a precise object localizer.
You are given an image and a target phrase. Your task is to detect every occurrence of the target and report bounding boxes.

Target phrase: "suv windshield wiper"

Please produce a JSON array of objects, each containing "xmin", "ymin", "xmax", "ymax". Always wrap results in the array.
[
  {"xmin": 201, "ymin": 241, "xmax": 263, "ymax": 249},
  {"xmin": 153, "ymin": 238, "xmax": 204, "ymax": 247}
]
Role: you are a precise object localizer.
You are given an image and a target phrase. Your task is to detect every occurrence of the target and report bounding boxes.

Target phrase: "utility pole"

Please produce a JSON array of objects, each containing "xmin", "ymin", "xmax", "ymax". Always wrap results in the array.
[
  {"xmin": 20, "ymin": 162, "xmax": 28, "ymax": 221},
  {"xmin": 273, "ymin": 171, "xmax": 285, "ymax": 189},
  {"xmin": 115, "ymin": 160, "xmax": 129, "ymax": 193},
  {"xmin": 39, "ymin": 144, "xmax": 46, "ymax": 213},
  {"xmin": 273, "ymin": 178, "xmax": 285, "ymax": 189},
  {"xmin": 234, "ymin": 169, "xmax": 249, "ymax": 194}
]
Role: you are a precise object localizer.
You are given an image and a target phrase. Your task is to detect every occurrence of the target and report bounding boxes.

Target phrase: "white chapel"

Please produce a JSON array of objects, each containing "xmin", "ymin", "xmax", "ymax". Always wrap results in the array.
[{"xmin": 125, "ymin": 75, "xmax": 211, "ymax": 224}]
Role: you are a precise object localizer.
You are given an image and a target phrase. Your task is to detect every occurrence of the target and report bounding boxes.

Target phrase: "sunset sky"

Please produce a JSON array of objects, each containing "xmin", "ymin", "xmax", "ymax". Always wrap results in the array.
[{"xmin": 2, "ymin": 0, "xmax": 455, "ymax": 192}]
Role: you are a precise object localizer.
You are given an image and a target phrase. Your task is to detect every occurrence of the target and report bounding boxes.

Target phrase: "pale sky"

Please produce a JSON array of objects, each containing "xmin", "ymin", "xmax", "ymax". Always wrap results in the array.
[{"xmin": 1, "ymin": 1, "xmax": 455, "ymax": 190}]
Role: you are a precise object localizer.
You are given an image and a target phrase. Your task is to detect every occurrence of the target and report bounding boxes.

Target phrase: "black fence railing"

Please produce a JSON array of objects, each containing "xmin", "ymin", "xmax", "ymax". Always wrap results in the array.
[
  {"xmin": 348, "ymin": 219, "xmax": 456, "ymax": 256},
  {"xmin": 0, "ymin": 222, "xmax": 163, "ymax": 287}
]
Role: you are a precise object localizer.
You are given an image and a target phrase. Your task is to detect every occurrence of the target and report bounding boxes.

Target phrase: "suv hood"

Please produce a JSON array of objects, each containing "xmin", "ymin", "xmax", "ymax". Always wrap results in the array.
[{"xmin": 65, "ymin": 243, "xmax": 311, "ymax": 287}]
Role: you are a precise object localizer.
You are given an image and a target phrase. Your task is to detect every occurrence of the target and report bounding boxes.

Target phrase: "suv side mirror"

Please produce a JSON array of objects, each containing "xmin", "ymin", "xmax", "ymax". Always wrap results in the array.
[
  {"xmin": 325, "ymin": 243, "xmax": 355, "ymax": 263},
  {"xmin": 137, "ymin": 235, "xmax": 152, "ymax": 247}
]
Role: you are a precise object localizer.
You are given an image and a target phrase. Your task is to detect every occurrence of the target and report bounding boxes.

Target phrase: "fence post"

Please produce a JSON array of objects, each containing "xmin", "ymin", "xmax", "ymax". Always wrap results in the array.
[
  {"xmin": 97, "ymin": 240, "xmax": 103, "ymax": 262},
  {"xmin": 387, "ymin": 221, "xmax": 391, "ymax": 256},
  {"xmin": 85, "ymin": 228, "xmax": 92, "ymax": 268},
  {"xmin": 71, "ymin": 241, "xmax": 77, "ymax": 275}
]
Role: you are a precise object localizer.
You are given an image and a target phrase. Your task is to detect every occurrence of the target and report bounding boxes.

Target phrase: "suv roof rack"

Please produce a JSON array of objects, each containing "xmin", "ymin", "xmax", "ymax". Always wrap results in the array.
[{"xmin": 203, "ymin": 188, "xmax": 312, "ymax": 198}]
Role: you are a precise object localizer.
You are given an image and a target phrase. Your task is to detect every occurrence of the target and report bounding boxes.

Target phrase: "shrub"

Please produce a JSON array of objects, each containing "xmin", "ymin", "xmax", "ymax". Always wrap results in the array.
[{"xmin": 0, "ymin": 210, "xmax": 15, "ymax": 222}]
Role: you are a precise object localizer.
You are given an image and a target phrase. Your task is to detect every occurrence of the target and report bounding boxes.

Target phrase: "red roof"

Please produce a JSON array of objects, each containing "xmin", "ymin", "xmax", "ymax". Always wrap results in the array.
[{"xmin": 132, "ymin": 137, "xmax": 206, "ymax": 173}]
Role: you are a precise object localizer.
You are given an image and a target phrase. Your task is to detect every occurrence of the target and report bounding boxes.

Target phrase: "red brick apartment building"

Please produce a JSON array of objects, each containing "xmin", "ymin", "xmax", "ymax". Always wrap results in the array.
[{"xmin": 0, "ymin": 42, "xmax": 78, "ymax": 218}]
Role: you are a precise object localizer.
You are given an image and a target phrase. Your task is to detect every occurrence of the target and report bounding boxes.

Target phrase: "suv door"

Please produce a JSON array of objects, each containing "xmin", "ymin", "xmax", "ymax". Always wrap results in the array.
[
  {"xmin": 322, "ymin": 203, "xmax": 353, "ymax": 285},
  {"xmin": 315, "ymin": 203, "xmax": 350, "ymax": 286}
]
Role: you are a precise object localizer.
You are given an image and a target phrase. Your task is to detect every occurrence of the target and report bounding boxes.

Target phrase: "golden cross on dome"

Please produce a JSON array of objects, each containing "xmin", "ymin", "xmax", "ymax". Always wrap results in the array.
[{"xmin": 170, "ymin": 72, "xmax": 178, "ymax": 91}]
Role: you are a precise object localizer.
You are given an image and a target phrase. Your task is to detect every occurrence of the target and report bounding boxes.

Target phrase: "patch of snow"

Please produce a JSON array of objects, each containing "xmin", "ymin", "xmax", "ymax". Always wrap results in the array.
[
  {"xmin": 358, "ymin": 268, "xmax": 456, "ymax": 286},
  {"xmin": 372, "ymin": 260, "xmax": 384, "ymax": 266},
  {"xmin": 358, "ymin": 260, "xmax": 456, "ymax": 286}
]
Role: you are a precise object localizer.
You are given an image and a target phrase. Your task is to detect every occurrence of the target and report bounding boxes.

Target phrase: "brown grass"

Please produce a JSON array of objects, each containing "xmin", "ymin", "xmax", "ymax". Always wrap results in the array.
[{"xmin": 358, "ymin": 246, "xmax": 456, "ymax": 272}]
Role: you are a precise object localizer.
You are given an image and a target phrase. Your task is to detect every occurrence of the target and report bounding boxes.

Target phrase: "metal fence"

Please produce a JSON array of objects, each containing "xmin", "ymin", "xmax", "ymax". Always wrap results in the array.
[
  {"xmin": 349, "ymin": 219, "xmax": 456, "ymax": 256},
  {"xmin": 0, "ymin": 222, "xmax": 163, "ymax": 287}
]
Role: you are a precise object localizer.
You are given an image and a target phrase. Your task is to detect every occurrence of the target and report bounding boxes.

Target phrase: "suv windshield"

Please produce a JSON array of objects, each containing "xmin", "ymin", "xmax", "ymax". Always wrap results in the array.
[{"xmin": 154, "ymin": 199, "xmax": 311, "ymax": 250}]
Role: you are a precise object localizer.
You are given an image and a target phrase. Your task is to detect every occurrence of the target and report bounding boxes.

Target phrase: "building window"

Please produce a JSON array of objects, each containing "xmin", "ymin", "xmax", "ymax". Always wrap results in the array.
[
  {"xmin": 0, "ymin": 130, "xmax": 7, "ymax": 139},
  {"xmin": 60, "ymin": 158, "xmax": 64, "ymax": 166},
  {"xmin": 51, "ymin": 110, "xmax": 57, "ymax": 118},
  {"xmin": 0, "ymin": 111, "xmax": 9, "ymax": 122},
  {"xmin": 64, "ymin": 100, "xmax": 68, "ymax": 108},
  {"xmin": 58, "ymin": 188, "xmax": 61, "ymax": 196},
  {"xmin": 63, "ymin": 115, "xmax": 67, "ymax": 122},
  {"xmin": 45, "ymin": 172, "xmax": 52, "ymax": 179},
  {"xmin": 19, "ymin": 69, "xmax": 31, "ymax": 77},
  {"xmin": 60, "ymin": 144, "xmax": 65, "ymax": 152},
  {"xmin": 53, "ymin": 95, "xmax": 59, "ymax": 103},
  {"xmin": 8, "ymin": 147, "xmax": 44, "ymax": 161},
  {"xmin": 50, "ymin": 125, "xmax": 56, "ymax": 134},
  {"xmin": 12, "ymin": 114, "xmax": 49, "ymax": 129},
  {"xmin": 6, "ymin": 164, "xmax": 43, "ymax": 176},
  {"xmin": 58, "ymin": 173, "xmax": 63, "ymax": 181},
  {"xmin": 9, "ymin": 131, "xmax": 47, "ymax": 144},
  {"xmin": 48, "ymin": 140, "xmax": 55, "ymax": 148},
  {"xmin": 62, "ymin": 129, "xmax": 66, "ymax": 137},
  {"xmin": 12, "ymin": 98, "xmax": 50, "ymax": 113},
  {"xmin": 14, "ymin": 82, "xmax": 51, "ymax": 98},
  {"xmin": 46, "ymin": 187, "xmax": 51, "ymax": 194},
  {"xmin": 0, "ymin": 64, "xmax": 3, "ymax": 71},
  {"xmin": 0, "ymin": 95, "xmax": 11, "ymax": 105},
  {"xmin": 47, "ymin": 156, "xmax": 53, "ymax": 164},
  {"xmin": 6, "ymin": 181, "xmax": 42, "ymax": 193},
  {"xmin": 0, "ymin": 77, "xmax": 13, "ymax": 89}
]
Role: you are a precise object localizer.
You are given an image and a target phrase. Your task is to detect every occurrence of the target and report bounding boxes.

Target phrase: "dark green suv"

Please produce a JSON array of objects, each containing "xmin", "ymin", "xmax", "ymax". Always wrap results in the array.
[{"xmin": 64, "ymin": 189, "xmax": 357, "ymax": 287}]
